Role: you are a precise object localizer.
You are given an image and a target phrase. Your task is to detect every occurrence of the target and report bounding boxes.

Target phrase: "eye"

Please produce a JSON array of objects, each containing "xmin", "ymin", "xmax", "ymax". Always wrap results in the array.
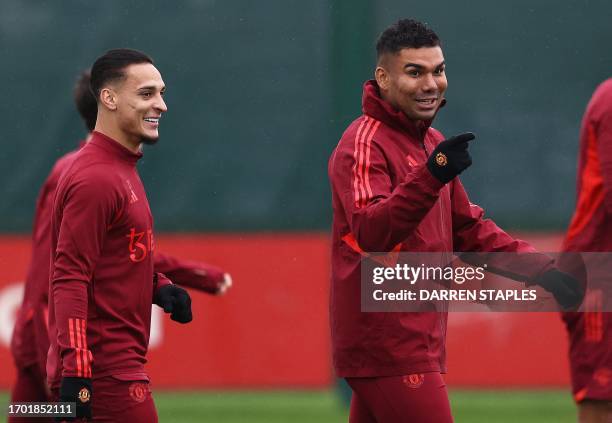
[
  {"xmin": 434, "ymin": 67, "xmax": 445, "ymax": 75},
  {"xmin": 141, "ymin": 92, "xmax": 152, "ymax": 98},
  {"xmin": 407, "ymin": 69, "xmax": 420, "ymax": 77}
]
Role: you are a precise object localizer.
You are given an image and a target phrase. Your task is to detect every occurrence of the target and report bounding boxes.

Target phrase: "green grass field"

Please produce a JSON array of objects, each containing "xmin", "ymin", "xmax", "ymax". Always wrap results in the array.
[{"xmin": 0, "ymin": 389, "xmax": 577, "ymax": 422}]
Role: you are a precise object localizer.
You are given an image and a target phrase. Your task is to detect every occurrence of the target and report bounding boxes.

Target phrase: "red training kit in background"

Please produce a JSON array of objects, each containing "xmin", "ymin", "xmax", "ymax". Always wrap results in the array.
[
  {"xmin": 11, "ymin": 150, "xmax": 80, "ymax": 377},
  {"xmin": 562, "ymin": 78, "xmax": 612, "ymax": 402},
  {"xmin": 328, "ymin": 81, "xmax": 552, "ymax": 378},
  {"xmin": 48, "ymin": 131, "xmax": 163, "ymax": 388}
]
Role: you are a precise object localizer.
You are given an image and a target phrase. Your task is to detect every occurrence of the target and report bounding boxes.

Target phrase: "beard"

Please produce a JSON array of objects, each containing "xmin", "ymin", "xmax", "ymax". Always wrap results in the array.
[{"xmin": 141, "ymin": 135, "xmax": 160, "ymax": 145}]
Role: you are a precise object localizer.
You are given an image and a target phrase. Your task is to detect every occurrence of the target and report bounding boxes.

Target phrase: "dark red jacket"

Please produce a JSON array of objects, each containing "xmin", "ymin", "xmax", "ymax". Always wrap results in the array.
[
  {"xmin": 561, "ymin": 79, "xmax": 612, "ymax": 354},
  {"xmin": 328, "ymin": 81, "xmax": 549, "ymax": 377},
  {"xmin": 563, "ymin": 78, "xmax": 612, "ymax": 252}
]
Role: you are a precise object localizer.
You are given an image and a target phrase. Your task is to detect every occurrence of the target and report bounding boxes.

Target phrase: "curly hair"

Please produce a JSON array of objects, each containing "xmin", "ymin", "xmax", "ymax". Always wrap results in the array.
[{"xmin": 376, "ymin": 19, "xmax": 440, "ymax": 58}]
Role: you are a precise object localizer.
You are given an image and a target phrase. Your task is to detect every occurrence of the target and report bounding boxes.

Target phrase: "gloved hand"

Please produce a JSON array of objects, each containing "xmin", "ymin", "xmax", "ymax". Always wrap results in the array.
[
  {"xmin": 154, "ymin": 284, "xmax": 193, "ymax": 323},
  {"xmin": 427, "ymin": 132, "xmax": 475, "ymax": 184},
  {"xmin": 57, "ymin": 377, "xmax": 92, "ymax": 421},
  {"xmin": 535, "ymin": 268, "xmax": 584, "ymax": 310}
]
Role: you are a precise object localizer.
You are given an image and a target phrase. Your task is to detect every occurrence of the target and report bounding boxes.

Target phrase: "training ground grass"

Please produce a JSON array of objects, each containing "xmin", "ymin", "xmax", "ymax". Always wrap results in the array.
[{"xmin": 0, "ymin": 389, "xmax": 576, "ymax": 422}]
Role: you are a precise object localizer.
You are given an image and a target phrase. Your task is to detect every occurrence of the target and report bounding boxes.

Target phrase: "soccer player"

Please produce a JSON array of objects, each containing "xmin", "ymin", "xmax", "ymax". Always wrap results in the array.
[
  {"xmin": 562, "ymin": 79, "xmax": 612, "ymax": 422},
  {"xmin": 9, "ymin": 69, "xmax": 231, "ymax": 423},
  {"xmin": 328, "ymin": 19, "xmax": 583, "ymax": 422},
  {"xmin": 47, "ymin": 49, "xmax": 191, "ymax": 422}
]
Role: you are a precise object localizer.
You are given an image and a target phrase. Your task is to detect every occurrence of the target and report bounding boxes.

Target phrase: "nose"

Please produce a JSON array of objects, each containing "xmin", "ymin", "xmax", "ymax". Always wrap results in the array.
[
  {"xmin": 421, "ymin": 73, "xmax": 437, "ymax": 92},
  {"xmin": 155, "ymin": 94, "xmax": 168, "ymax": 113}
]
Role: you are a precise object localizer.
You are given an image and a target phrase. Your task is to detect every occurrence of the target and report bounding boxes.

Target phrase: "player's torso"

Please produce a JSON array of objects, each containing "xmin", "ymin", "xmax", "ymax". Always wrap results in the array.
[
  {"xmin": 563, "ymin": 88, "xmax": 612, "ymax": 252},
  {"xmin": 88, "ymin": 165, "xmax": 155, "ymax": 367},
  {"xmin": 329, "ymin": 118, "xmax": 449, "ymax": 377}
]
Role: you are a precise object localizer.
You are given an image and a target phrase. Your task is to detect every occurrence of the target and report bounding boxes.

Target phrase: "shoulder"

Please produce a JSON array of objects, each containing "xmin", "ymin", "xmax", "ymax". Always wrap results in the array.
[
  {"xmin": 334, "ymin": 115, "xmax": 387, "ymax": 155},
  {"xmin": 330, "ymin": 116, "xmax": 386, "ymax": 171},
  {"xmin": 57, "ymin": 157, "xmax": 123, "ymax": 205},
  {"xmin": 585, "ymin": 78, "xmax": 612, "ymax": 123},
  {"xmin": 594, "ymin": 78, "xmax": 612, "ymax": 97},
  {"xmin": 47, "ymin": 149, "xmax": 79, "ymax": 185}
]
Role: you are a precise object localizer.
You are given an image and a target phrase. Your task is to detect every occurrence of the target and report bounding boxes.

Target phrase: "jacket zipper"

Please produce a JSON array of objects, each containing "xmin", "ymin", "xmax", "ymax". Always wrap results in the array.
[{"xmin": 422, "ymin": 134, "xmax": 448, "ymax": 366}]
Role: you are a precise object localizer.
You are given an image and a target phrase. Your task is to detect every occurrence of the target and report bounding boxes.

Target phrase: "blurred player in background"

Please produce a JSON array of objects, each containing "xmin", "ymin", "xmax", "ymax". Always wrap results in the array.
[
  {"xmin": 9, "ymin": 69, "xmax": 231, "ymax": 422},
  {"xmin": 562, "ymin": 79, "xmax": 612, "ymax": 422},
  {"xmin": 328, "ymin": 18, "xmax": 583, "ymax": 422}
]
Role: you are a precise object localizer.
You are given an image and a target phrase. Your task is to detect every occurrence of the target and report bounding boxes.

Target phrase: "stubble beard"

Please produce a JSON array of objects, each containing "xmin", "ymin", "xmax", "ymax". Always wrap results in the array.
[{"xmin": 141, "ymin": 135, "xmax": 160, "ymax": 145}]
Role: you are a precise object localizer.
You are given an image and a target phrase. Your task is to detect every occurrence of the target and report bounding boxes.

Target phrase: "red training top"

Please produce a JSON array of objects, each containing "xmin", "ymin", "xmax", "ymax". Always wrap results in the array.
[
  {"xmin": 11, "ymin": 149, "xmax": 80, "ymax": 372},
  {"xmin": 47, "ymin": 131, "xmax": 166, "ymax": 387},
  {"xmin": 561, "ymin": 79, "xmax": 612, "ymax": 364},
  {"xmin": 563, "ymin": 78, "xmax": 612, "ymax": 252},
  {"xmin": 328, "ymin": 80, "xmax": 551, "ymax": 378},
  {"xmin": 12, "ymin": 144, "xmax": 227, "ymax": 382}
]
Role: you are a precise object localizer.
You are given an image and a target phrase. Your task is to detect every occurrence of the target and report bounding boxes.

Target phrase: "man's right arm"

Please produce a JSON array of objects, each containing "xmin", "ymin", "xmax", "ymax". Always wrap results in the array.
[
  {"xmin": 52, "ymin": 173, "xmax": 119, "ymax": 418},
  {"xmin": 329, "ymin": 137, "xmax": 444, "ymax": 253}
]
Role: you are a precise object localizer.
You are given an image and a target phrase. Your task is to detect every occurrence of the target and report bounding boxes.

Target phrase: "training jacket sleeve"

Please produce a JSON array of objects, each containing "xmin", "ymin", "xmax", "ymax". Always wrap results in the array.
[
  {"xmin": 450, "ymin": 178, "xmax": 553, "ymax": 283},
  {"xmin": 154, "ymin": 252, "xmax": 226, "ymax": 294},
  {"xmin": 329, "ymin": 140, "xmax": 444, "ymax": 252}
]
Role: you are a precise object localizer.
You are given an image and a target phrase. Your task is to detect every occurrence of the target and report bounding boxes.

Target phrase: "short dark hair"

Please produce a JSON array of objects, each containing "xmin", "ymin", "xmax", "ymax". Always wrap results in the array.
[
  {"xmin": 90, "ymin": 48, "xmax": 153, "ymax": 101},
  {"xmin": 73, "ymin": 69, "xmax": 97, "ymax": 132},
  {"xmin": 376, "ymin": 19, "xmax": 440, "ymax": 58}
]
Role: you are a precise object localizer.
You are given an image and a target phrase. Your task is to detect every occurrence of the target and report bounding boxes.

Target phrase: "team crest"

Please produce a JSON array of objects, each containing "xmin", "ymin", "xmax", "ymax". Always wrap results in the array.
[
  {"xmin": 78, "ymin": 387, "xmax": 91, "ymax": 403},
  {"xmin": 594, "ymin": 368, "xmax": 611, "ymax": 386},
  {"xmin": 129, "ymin": 382, "xmax": 148, "ymax": 403},
  {"xmin": 435, "ymin": 152, "xmax": 447, "ymax": 166},
  {"xmin": 403, "ymin": 373, "xmax": 425, "ymax": 389}
]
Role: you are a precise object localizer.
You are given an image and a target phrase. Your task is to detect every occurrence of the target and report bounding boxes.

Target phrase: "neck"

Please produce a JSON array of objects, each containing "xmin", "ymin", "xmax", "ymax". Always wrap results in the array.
[{"xmin": 93, "ymin": 118, "xmax": 141, "ymax": 154}]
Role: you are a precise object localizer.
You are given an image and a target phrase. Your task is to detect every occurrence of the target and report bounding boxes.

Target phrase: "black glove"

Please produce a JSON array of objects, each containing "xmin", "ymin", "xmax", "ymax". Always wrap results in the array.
[
  {"xmin": 427, "ymin": 132, "xmax": 475, "ymax": 184},
  {"xmin": 57, "ymin": 377, "xmax": 92, "ymax": 421},
  {"xmin": 535, "ymin": 268, "xmax": 585, "ymax": 310},
  {"xmin": 154, "ymin": 284, "xmax": 193, "ymax": 323}
]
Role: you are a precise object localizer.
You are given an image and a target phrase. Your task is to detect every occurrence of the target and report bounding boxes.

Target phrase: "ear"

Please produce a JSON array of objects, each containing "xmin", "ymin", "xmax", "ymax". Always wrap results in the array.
[
  {"xmin": 99, "ymin": 87, "xmax": 117, "ymax": 111},
  {"xmin": 375, "ymin": 66, "xmax": 389, "ymax": 91}
]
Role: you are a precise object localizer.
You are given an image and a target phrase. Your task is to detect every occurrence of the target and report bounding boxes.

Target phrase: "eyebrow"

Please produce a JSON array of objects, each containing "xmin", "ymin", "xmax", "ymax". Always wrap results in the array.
[
  {"xmin": 137, "ymin": 85, "xmax": 165, "ymax": 92},
  {"xmin": 404, "ymin": 61, "xmax": 446, "ymax": 70}
]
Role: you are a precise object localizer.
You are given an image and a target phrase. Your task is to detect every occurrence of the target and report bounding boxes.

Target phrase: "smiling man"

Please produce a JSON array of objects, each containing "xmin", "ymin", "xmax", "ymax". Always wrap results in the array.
[
  {"xmin": 47, "ymin": 49, "xmax": 193, "ymax": 422},
  {"xmin": 328, "ymin": 19, "xmax": 583, "ymax": 422},
  {"xmin": 8, "ymin": 69, "xmax": 232, "ymax": 423}
]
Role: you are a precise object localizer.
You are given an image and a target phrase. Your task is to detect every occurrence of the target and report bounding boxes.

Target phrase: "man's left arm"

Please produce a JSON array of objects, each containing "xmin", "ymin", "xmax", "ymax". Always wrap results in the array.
[
  {"xmin": 450, "ymin": 178, "xmax": 583, "ymax": 309},
  {"xmin": 451, "ymin": 178, "xmax": 537, "ymax": 255},
  {"xmin": 154, "ymin": 252, "xmax": 231, "ymax": 295}
]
